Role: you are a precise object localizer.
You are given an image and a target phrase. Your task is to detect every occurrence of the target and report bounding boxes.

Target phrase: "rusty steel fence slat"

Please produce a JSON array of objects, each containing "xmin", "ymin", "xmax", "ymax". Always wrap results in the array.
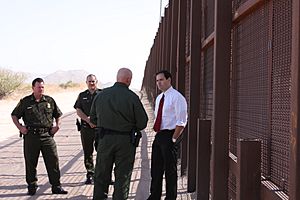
[
  {"xmin": 210, "ymin": 0, "xmax": 232, "ymax": 199},
  {"xmin": 290, "ymin": 0, "xmax": 300, "ymax": 199},
  {"xmin": 170, "ymin": 0, "xmax": 179, "ymax": 76},
  {"xmin": 177, "ymin": 0, "xmax": 188, "ymax": 176}
]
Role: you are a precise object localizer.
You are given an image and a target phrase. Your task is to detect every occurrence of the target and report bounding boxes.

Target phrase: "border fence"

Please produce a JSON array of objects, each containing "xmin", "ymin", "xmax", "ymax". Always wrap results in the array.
[{"xmin": 141, "ymin": 0, "xmax": 300, "ymax": 199}]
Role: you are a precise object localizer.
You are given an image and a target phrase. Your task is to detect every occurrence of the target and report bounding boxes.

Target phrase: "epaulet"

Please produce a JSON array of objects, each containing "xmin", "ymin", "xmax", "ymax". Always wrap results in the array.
[
  {"xmin": 42, "ymin": 95, "xmax": 53, "ymax": 102},
  {"xmin": 77, "ymin": 90, "xmax": 88, "ymax": 96},
  {"xmin": 43, "ymin": 94, "xmax": 51, "ymax": 99},
  {"xmin": 24, "ymin": 94, "xmax": 33, "ymax": 101},
  {"xmin": 83, "ymin": 89, "xmax": 89, "ymax": 94}
]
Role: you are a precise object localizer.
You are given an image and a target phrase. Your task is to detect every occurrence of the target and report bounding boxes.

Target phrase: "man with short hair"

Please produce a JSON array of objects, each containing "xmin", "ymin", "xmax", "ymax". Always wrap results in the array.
[
  {"xmin": 11, "ymin": 78, "xmax": 68, "ymax": 196},
  {"xmin": 90, "ymin": 68, "xmax": 148, "ymax": 200},
  {"xmin": 147, "ymin": 70, "xmax": 188, "ymax": 200},
  {"xmin": 74, "ymin": 74, "xmax": 101, "ymax": 184}
]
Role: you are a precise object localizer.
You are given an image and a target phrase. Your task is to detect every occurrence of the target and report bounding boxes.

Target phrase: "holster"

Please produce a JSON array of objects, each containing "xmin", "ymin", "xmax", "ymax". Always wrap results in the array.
[
  {"xmin": 130, "ymin": 130, "xmax": 142, "ymax": 147},
  {"xmin": 76, "ymin": 118, "xmax": 81, "ymax": 131}
]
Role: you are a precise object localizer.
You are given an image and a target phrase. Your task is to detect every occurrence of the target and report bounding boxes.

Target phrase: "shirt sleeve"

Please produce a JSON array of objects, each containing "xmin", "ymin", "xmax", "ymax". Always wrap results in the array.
[
  {"xmin": 175, "ymin": 94, "xmax": 188, "ymax": 127},
  {"xmin": 52, "ymin": 98, "xmax": 63, "ymax": 119},
  {"xmin": 74, "ymin": 94, "xmax": 82, "ymax": 109},
  {"xmin": 11, "ymin": 99, "xmax": 24, "ymax": 119}
]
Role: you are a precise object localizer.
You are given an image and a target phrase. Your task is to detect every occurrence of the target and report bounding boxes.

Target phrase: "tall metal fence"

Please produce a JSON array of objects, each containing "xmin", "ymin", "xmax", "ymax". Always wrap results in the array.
[{"xmin": 142, "ymin": 0, "xmax": 300, "ymax": 199}]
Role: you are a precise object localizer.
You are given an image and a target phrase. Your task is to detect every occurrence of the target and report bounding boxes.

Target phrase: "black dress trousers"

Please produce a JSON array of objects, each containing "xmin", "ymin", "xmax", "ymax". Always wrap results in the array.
[{"xmin": 148, "ymin": 130, "xmax": 178, "ymax": 200}]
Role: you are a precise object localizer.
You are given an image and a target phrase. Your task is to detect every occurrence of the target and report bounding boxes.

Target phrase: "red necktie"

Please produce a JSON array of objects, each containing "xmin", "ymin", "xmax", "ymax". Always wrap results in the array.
[{"xmin": 153, "ymin": 94, "xmax": 164, "ymax": 132}]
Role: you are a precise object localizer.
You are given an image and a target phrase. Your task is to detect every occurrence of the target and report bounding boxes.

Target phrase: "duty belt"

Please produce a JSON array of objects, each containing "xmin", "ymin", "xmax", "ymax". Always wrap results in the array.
[
  {"xmin": 97, "ymin": 127, "xmax": 131, "ymax": 135},
  {"xmin": 27, "ymin": 127, "xmax": 51, "ymax": 134},
  {"xmin": 81, "ymin": 121, "xmax": 92, "ymax": 129}
]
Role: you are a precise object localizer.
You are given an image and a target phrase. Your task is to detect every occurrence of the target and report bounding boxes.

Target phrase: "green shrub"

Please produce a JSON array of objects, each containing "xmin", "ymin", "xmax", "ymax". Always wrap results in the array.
[
  {"xmin": 0, "ymin": 69, "xmax": 26, "ymax": 99},
  {"xmin": 59, "ymin": 81, "xmax": 79, "ymax": 89}
]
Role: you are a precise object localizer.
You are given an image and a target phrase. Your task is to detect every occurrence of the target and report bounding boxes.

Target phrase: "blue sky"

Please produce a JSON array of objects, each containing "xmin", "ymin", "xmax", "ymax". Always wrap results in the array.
[{"xmin": 0, "ymin": 0, "xmax": 169, "ymax": 89}]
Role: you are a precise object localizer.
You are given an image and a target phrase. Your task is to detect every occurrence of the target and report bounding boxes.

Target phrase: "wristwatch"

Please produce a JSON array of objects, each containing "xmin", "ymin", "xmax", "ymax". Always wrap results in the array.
[{"xmin": 172, "ymin": 137, "xmax": 176, "ymax": 143}]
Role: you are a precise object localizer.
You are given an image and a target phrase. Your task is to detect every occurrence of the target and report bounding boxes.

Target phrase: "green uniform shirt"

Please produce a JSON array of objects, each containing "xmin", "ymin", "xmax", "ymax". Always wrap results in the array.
[
  {"xmin": 90, "ymin": 82, "xmax": 148, "ymax": 132},
  {"xmin": 11, "ymin": 94, "xmax": 63, "ymax": 128},
  {"xmin": 74, "ymin": 89, "xmax": 101, "ymax": 125}
]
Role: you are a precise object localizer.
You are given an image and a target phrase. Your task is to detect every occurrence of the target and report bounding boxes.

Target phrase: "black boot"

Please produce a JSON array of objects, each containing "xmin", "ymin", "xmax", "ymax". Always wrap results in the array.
[
  {"xmin": 27, "ymin": 185, "xmax": 38, "ymax": 196},
  {"xmin": 52, "ymin": 185, "xmax": 68, "ymax": 194},
  {"xmin": 85, "ymin": 173, "xmax": 94, "ymax": 184},
  {"xmin": 85, "ymin": 176, "xmax": 93, "ymax": 184}
]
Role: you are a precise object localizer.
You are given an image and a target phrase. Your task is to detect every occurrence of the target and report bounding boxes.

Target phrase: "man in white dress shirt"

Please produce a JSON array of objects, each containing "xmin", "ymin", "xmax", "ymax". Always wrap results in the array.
[{"xmin": 147, "ymin": 70, "xmax": 188, "ymax": 200}]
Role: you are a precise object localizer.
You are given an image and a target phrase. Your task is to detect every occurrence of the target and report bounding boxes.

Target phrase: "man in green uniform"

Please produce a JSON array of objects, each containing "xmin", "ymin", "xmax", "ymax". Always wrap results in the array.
[
  {"xmin": 74, "ymin": 74, "xmax": 101, "ymax": 184},
  {"xmin": 11, "ymin": 78, "xmax": 68, "ymax": 196},
  {"xmin": 90, "ymin": 68, "xmax": 148, "ymax": 200}
]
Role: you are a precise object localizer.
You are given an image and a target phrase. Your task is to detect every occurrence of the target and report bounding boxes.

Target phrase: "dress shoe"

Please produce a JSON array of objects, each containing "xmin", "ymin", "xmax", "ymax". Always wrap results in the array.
[
  {"xmin": 52, "ymin": 186, "xmax": 68, "ymax": 194},
  {"xmin": 85, "ymin": 176, "xmax": 93, "ymax": 184},
  {"xmin": 27, "ymin": 185, "xmax": 37, "ymax": 196},
  {"xmin": 27, "ymin": 187, "xmax": 37, "ymax": 196}
]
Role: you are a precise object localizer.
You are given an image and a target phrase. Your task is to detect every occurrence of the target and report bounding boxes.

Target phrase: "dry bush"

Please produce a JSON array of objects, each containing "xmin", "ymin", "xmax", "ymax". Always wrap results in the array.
[
  {"xmin": 0, "ymin": 69, "xmax": 26, "ymax": 99},
  {"xmin": 59, "ymin": 80, "xmax": 80, "ymax": 89},
  {"xmin": 47, "ymin": 82, "xmax": 85, "ymax": 93},
  {"xmin": 4, "ymin": 82, "xmax": 86, "ymax": 101}
]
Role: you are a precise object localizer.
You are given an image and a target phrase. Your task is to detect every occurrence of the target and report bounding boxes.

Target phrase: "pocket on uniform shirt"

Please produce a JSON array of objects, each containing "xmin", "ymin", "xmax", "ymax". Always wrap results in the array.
[
  {"xmin": 44, "ymin": 108, "xmax": 53, "ymax": 118},
  {"xmin": 25, "ymin": 107, "xmax": 35, "ymax": 120}
]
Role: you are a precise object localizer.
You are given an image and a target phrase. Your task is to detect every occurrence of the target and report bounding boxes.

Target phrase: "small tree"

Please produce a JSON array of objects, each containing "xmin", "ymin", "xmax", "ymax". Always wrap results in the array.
[
  {"xmin": 59, "ymin": 80, "xmax": 79, "ymax": 89},
  {"xmin": 0, "ymin": 69, "xmax": 26, "ymax": 99}
]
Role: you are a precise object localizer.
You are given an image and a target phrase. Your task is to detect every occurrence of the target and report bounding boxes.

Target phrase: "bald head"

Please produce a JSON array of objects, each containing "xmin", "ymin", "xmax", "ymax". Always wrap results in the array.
[{"xmin": 117, "ymin": 68, "xmax": 132, "ymax": 86}]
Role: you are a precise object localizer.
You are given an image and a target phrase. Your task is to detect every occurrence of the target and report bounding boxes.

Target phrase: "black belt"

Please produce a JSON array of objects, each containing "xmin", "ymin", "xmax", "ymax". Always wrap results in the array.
[
  {"xmin": 156, "ymin": 129, "xmax": 175, "ymax": 137},
  {"xmin": 81, "ymin": 121, "xmax": 93, "ymax": 129},
  {"xmin": 27, "ymin": 127, "xmax": 51, "ymax": 134},
  {"xmin": 100, "ymin": 127, "xmax": 131, "ymax": 135},
  {"xmin": 82, "ymin": 124, "xmax": 92, "ymax": 129},
  {"xmin": 159, "ymin": 129, "xmax": 175, "ymax": 133}
]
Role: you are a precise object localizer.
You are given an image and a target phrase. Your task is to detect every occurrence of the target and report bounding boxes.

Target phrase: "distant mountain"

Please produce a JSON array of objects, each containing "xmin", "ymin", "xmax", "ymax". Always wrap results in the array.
[
  {"xmin": 3, "ymin": 68, "xmax": 110, "ymax": 86},
  {"xmin": 43, "ymin": 70, "xmax": 90, "ymax": 84},
  {"xmin": 25, "ymin": 72, "xmax": 48, "ymax": 83}
]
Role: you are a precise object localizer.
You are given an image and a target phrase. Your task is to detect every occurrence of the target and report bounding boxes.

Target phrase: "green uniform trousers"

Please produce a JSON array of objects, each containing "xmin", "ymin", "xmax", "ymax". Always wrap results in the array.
[
  {"xmin": 93, "ymin": 133, "xmax": 136, "ymax": 200},
  {"xmin": 80, "ymin": 127, "xmax": 95, "ymax": 176},
  {"xmin": 23, "ymin": 131, "xmax": 61, "ymax": 187}
]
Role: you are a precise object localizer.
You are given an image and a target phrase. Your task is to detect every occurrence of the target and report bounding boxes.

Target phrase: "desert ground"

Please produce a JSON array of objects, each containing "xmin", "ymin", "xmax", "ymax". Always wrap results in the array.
[{"xmin": 0, "ymin": 83, "xmax": 86, "ymax": 142}]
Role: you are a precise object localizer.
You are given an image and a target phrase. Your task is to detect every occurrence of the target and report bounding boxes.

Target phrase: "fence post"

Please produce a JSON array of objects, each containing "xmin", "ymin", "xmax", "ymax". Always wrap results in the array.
[
  {"xmin": 196, "ymin": 119, "xmax": 211, "ymax": 199},
  {"xmin": 237, "ymin": 139, "xmax": 261, "ymax": 200},
  {"xmin": 290, "ymin": 0, "xmax": 300, "ymax": 199}
]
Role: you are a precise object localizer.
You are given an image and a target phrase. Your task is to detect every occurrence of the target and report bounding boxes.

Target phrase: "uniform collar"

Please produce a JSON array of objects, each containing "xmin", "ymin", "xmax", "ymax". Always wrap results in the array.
[
  {"xmin": 85, "ymin": 89, "xmax": 98, "ymax": 95},
  {"xmin": 114, "ymin": 82, "xmax": 129, "ymax": 88},
  {"xmin": 30, "ymin": 93, "xmax": 47, "ymax": 102}
]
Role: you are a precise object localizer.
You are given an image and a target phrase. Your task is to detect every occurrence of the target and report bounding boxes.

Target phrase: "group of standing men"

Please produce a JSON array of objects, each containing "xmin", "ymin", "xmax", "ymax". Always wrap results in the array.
[{"xmin": 11, "ymin": 67, "xmax": 187, "ymax": 200}]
